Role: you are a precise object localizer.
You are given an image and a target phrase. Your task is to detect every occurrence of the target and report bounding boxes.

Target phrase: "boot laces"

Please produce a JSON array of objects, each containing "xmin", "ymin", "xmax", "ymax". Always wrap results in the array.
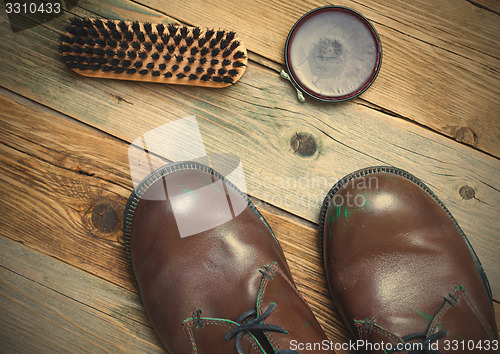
[{"xmin": 224, "ymin": 302, "xmax": 300, "ymax": 354}]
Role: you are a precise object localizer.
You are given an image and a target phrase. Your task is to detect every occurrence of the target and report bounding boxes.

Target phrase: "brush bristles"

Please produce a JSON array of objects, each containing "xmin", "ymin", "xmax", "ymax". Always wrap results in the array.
[{"xmin": 60, "ymin": 17, "xmax": 247, "ymax": 87}]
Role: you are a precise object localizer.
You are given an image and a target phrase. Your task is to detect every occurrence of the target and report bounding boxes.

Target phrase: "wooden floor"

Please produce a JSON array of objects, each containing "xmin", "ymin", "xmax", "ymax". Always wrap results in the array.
[{"xmin": 0, "ymin": 0, "xmax": 499, "ymax": 352}]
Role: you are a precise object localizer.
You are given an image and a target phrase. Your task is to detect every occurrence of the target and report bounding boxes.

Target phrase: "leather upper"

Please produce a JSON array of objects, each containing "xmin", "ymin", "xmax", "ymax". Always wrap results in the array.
[
  {"xmin": 126, "ymin": 164, "xmax": 331, "ymax": 353},
  {"xmin": 321, "ymin": 168, "xmax": 498, "ymax": 353}
]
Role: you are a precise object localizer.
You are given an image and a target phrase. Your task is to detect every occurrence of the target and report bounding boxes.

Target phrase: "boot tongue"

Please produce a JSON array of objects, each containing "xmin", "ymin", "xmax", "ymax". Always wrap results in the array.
[
  {"xmin": 181, "ymin": 262, "xmax": 329, "ymax": 353},
  {"xmin": 254, "ymin": 262, "xmax": 331, "ymax": 352}
]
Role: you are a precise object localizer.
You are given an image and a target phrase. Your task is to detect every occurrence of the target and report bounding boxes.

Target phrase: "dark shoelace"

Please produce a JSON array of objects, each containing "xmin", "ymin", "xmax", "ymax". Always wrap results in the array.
[
  {"xmin": 224, "ymin": 302, "xmax": 300, "ymax": 354},
  {"xmin": 385, "ymin": 330, "xmax": 447, "ymax": 354}
]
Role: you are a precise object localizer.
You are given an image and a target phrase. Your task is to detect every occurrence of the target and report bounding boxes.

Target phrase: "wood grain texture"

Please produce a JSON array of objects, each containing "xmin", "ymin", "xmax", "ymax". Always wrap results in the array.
[
  {"xmin": 139, "ymin": 0, "xmax": 500, "ymax": 156},
  {"xmin": 0, "ymin": 0, "xmax": 498, "ymax": 295},
  {"xmin": 0, "ymin": 92, "xmax": 351, "ymax": 347},
  {"xmin": 0, "ymin": 235, "xmax": 164, "ymax": 352},
  {"xmin": 0, "ymin": 92, "xmax": 498, "ymax": 352},
  {"xmin": 473, "ymin": 0, "xmax": 500, "ymax": 15}
]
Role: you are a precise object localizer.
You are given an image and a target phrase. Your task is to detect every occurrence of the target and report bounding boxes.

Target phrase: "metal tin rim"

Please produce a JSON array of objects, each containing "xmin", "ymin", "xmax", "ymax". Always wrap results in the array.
[{"xmin": 284, "ymin": 5, "xmax": 382, "ymax": 102}]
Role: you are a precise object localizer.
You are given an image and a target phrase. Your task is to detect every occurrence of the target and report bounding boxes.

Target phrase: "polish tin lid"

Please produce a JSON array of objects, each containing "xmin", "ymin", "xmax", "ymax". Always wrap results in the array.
[{"xmin": 284, "ymin": 6, "xmax": 382, "ymax": 102}]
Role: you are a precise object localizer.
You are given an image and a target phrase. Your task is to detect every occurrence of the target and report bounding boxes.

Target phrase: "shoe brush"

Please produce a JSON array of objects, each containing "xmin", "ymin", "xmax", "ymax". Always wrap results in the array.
[{"xmin": 59, "ymin": 17, "xmax": 248, "ymax": 87}]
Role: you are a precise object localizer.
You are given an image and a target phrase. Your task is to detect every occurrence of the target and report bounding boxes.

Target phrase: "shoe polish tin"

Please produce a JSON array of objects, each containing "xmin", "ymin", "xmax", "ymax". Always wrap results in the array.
[{"xmin": 283, "ymin": 6, "xmax": 382, "ymax": 102}]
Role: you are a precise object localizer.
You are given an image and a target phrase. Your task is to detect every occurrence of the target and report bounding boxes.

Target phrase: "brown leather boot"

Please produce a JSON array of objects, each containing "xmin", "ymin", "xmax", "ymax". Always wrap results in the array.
[
  {"xmin": 320, "ymin": 166, "xmax": 498, "ymax": 353},
  {"xmin": 124, "ymin": 162, "xmax": 333, "ymax": 353}
]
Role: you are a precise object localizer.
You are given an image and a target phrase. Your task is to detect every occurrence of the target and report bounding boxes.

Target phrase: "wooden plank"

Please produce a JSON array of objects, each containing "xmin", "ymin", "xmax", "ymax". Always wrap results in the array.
[
  {"xmin": 1, "ymin": 224, "xmax": 499, "ymax": 353},
  {"xmin": 149, "ymin": 0, "xmax": 500, "ymax": 67},
  {"xmin": 0, "ymin": 94, "xmax": 132, "ymax": 292},
  {"xmin": 0, "ymin": 91, "xmax": 352, "ymax": 346},
  {"xmin": 138, "ymin": 0, "xmax": 500, "ymax": 156},
  {"xmin": 2, "ymin": 0, "xmax": 499, "ymax": 159},
  {"xmin": 0, "ymin": 235, "xmax": 163, "ymax": 352},
  {"xmin": 0, "ymin": 1, "xmax": 499, "ymax": 295},
  {"xmin": 0, "ymin": 89, "xmax": 499, "ymax": 350},
  {"xmin": 1, "ymin": 232, "xmax": 499, "ymax": 353},
  {"xmin": 0, "ymin": 3, "xmax": 500, "ymax": 291},
  {"xmin": 473, "ymin": 0, "xmax": 500, "ymax": 15}
]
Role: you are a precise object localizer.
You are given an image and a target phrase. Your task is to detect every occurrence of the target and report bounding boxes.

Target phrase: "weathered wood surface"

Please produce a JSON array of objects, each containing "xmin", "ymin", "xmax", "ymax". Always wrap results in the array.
[
  {"xmin": 0, "ymin": 0, "xmax": 499, "ymax": 350},
  {"xmin": 0, "ymin": 92, "xmax": 352, "ymax": 349},
  {"xmin": 1, "ymin": 0, "xmax": 499, "ymax": 295},
  {"xmin": 0, "ymin": 92, "xmax": 499, "ymax": 352},
  {"xmin": 0, "ymin": 235, "xmax": 164, "ymax": 353},
  {"xmin": 5, "ymin": 0, "xmax": 499, "ymax": 158},
  {"xmin": 1, "ymin": 87, "xmax": 499, "ymax": 352},
  {"xmin": 140, "ymin": 0, "xmax": 500, "ymax": 157},
  {"xmin": 474, "ymin": 0, "xmax": 500, "ymax": 15}
]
